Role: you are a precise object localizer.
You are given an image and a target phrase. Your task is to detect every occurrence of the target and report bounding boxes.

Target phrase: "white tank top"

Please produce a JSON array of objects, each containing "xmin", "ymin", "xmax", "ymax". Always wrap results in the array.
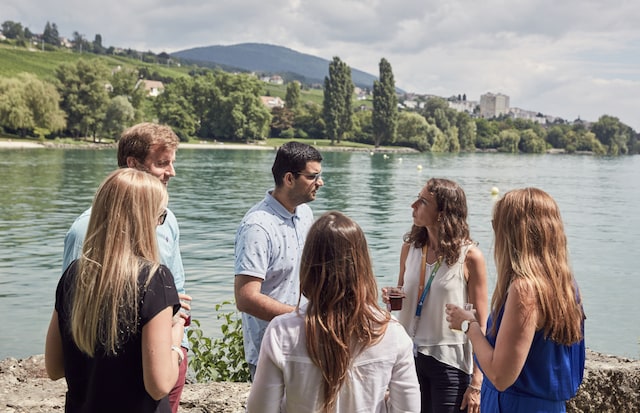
[{"xmin": 396, "ymin": 243, "xmax": 474, "ymax": 374}]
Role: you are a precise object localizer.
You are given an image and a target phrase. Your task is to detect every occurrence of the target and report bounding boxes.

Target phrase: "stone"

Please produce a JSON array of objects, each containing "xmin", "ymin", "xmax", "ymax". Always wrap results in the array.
[{"xmin": 1, "ymin": 350, "xmax": 638, "ymax": 412}]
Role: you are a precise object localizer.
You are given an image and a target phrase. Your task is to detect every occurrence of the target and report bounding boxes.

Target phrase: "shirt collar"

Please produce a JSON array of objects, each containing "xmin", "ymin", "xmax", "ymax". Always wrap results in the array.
[{"xmin": 265, "ymin": 190, "xmax": 300, "ymax": 220}]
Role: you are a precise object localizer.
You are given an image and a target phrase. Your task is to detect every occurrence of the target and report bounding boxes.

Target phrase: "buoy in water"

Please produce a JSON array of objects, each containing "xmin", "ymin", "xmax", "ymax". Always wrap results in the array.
[
  {"xmin": 417, "ymin": 165, "xmax": 423, "ymax": 170},
  {"xmin": 490, "ymin": 186, "xmax": 499, "ymax": 196}
]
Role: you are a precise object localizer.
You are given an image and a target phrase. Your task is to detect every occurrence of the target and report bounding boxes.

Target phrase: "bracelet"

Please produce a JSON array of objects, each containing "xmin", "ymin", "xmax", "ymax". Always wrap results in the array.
[
  {"xmin": 468, "ymin": 384, "xmax": 481, "ymax": 392},
  {"xmin": 171, "ymin": 345, "xmax": 184, "ymax": 365}
]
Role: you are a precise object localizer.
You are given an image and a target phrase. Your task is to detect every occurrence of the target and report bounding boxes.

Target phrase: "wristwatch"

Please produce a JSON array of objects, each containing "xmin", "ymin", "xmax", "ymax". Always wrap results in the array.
[{"xmin": 461, "ymin": 319, "xmax": 477, "ymax": 334}]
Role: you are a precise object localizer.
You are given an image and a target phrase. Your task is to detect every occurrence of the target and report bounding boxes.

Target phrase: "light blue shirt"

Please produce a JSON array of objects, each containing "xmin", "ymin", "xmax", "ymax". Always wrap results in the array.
[
  {"xmin": 234, "ymin": 191, "xmax": 314, "ymax": 366},
  {"xmin": 62, "ymin": 206, "xmax": 188, "ymax": 348}
]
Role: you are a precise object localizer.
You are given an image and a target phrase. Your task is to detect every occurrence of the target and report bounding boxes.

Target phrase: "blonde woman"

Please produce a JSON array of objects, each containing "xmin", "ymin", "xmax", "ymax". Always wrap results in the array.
[
  {"xmin": 446, "ymin": 188, "xmax": 585, "ymax": 412},
  {"xmin": 45, "ymin": 168, "xmax": 185, "ymax": 413},
  {"xmin": 247, "ymin": 211, "xmax": 420, "ymax": 413}
]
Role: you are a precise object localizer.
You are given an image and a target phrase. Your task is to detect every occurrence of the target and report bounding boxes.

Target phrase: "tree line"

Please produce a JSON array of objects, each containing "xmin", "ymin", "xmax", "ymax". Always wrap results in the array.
[{"xmin": 1, "ymin": 19, "xmax": 637, "ymax": 154}]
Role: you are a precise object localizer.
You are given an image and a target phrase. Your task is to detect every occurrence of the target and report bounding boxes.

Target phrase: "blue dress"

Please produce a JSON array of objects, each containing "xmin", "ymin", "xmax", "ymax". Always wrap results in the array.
[{"xmin": 479, "ymin": 306, "xmax": 585, "ymax": 413}]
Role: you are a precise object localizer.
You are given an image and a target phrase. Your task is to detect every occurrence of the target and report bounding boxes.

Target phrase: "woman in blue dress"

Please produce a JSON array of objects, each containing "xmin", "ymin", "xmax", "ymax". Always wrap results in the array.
[{"xmin": 446, "ymin": 188, "xmax": 585, "ymax": 412}]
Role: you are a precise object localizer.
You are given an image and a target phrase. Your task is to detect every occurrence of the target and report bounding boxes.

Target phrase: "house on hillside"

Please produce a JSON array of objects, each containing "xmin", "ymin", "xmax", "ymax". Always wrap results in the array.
[
  {"xmin": 260, "ymin": 96, "xmax": 285, "ymax": 109},
  {"xmin": 260, "ymin": 75, "xmax": 284, "ymax": 85},
  {"xmin": 136, "ymin": 80, "xmax": 165, "ymax": 97}
]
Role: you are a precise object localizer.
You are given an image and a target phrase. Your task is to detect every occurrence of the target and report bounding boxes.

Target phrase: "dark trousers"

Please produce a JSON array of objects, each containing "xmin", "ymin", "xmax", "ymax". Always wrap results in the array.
[{"xmin": 415, "ymin": 353, "xmax": 470, "ymax": 413}]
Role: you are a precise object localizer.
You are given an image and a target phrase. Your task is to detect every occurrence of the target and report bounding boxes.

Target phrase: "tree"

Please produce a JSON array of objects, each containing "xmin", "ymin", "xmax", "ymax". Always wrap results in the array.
[
  {"xmin": 518, "ymin": 129, "xmax": 547, "ymax": 153},
  {"xmin": 351, "ymin": 110, "xmax": 373, "ymax": 144},
  {"xmin": 270, "ymin": 107, "xmax": 295, "ymax": 137},
  {"xmin": 72, "ymin": 31, "xmax": 89, "ymax": 53},
  {"xmin": 396, "ymin": 111, "xmax": 429, "ymax": 151},
  {"xmin": 93, "ymin": 34, "xmax": 105, "ymax": 54},
  {"xmin": 372, "ymin": 58, "xmax": 398, "ymax": 148},
  {"xmin": 455, "ymin": 112, "xmax": 477, "ymax": 151},
  {"xmin": 101, "ymin": 96, "xmax": 135, "ymax": 139},
  {"xmin": 110, "ymin": 67, "xmax": 146, "ymax": 117},
  {"xmin": 294, "ymin": 102, "xmax": 324, "ymax": 139},
  {"xmin": 0, "ymin": 74, "xmax": 66, "ymax": 136},
  {"xmin": 591, "ymin": 115, "xmax": 631, "ymax": 155},
  {"xmin": 497, "ymin": 129, "xmax": 520, "ymax": 153},
  {"xmin": 322, "ymin": 57, "xmax": 354, "ymax": 145},
  {"xmin": 55, "ymin": 60, "xmax": 110, "ymax": 139},
  {"xmin": 42, "ymin": 22, "xmax": 60, "ymax": 46},
  {"xmin": 285, "ymin": 81, "xmax": 300, "ymax": 109},
  {"xmin": 1, "ymin": 21, "xmax": 24, "ymax": 39},
  {"xmin": 154, "ymin": 78, "xmax": 198, "ymax": 140}
]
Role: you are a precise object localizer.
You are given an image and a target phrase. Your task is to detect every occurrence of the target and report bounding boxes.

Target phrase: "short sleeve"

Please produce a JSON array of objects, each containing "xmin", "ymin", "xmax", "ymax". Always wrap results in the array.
[
  {"xmin": 234, "ymin": 222, "xmax": 271, "ymax": 279},
  {"xmin": 139, "ymin": 265, "xmax": 180, "ymax": 326}
]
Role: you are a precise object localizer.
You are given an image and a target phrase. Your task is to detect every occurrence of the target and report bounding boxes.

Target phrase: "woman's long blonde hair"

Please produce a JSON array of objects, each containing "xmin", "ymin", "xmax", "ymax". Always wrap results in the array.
[
  {"xmin": 490, "ymin": 188, "xmax": 583, "ymax": 344},
  {"xmin": 300, "ymin": 211, "xmax": 390, "ymax": 413},
  {"xmin": 70, "ymin": 168, "xmax": 168, "ymax": 356}
]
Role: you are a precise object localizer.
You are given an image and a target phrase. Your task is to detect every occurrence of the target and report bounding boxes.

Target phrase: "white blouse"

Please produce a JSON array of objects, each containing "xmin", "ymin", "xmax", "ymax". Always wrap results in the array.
[
  {"xmin": 395, "ymin": 244, "xmax": 474, "ymax": 374},
  {"xmin": 246, "ymin": 304, "xmax": 420, "ymax": 413}
]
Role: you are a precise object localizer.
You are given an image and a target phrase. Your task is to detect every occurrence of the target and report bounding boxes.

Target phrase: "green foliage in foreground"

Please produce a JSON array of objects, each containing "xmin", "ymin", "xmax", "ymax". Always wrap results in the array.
[{"xmin": 187, "ymin": 301, "xmax": 250, "ymax": 382}]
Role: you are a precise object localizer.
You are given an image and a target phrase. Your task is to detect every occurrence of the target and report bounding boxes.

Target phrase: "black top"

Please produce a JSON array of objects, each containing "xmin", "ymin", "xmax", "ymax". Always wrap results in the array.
[{"xmin": 55, "ymin": 260, "xmax": 180, "ymax": 413}]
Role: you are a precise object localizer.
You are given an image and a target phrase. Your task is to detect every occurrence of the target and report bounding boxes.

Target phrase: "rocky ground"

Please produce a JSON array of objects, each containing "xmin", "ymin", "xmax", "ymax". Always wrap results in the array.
[{"xmin": 1, "ymin": 350, "xmax": 638, "ymax": 413}]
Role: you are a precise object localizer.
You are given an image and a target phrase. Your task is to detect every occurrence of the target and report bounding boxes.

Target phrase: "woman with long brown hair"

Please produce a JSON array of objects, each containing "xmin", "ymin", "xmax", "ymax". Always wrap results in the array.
[
  {"xmin": 386, "ymin": 178, "xmax": 488, "ymax": 413},
  {"xmin": 45, "ymin": 168, "xmax": 185, "ymax": 412},
  {"xmin": 446, "ymin": 187, "xmax": 585, "ymax": 412},
  {"xmin": 247, "ymin": 211, "xmax": 420, "ymax": 413}
]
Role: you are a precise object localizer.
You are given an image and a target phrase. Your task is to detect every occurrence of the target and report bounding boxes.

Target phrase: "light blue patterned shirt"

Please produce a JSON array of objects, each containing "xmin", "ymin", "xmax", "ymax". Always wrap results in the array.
[{"xmin": 234, "ymin": 191, "xmax": 314, "ymax": 366}]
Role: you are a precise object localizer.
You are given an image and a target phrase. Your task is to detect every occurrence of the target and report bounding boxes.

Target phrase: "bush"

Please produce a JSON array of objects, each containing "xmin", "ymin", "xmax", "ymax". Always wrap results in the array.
[{"xmin": 187, "ymin": 301, "xmax": 250, "ymax": 382}]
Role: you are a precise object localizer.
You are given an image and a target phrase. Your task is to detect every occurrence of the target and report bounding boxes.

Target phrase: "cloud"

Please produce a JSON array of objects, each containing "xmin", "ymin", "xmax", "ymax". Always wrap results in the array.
[{"xmin": 3, "ymin": 0, "xmax": 639, "ymax": 130}]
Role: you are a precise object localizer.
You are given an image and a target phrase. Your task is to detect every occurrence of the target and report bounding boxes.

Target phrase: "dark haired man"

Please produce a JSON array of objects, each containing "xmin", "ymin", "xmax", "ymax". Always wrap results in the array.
[{"xmin": 234, "ymin": 141, "xmax": 323, "ymax": 379}]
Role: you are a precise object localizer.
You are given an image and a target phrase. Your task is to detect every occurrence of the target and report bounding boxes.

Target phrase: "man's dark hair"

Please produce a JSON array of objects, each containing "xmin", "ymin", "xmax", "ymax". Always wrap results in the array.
[{"xmin": 271, "ymin": 141, "xmax": 323, "ymax": 186}]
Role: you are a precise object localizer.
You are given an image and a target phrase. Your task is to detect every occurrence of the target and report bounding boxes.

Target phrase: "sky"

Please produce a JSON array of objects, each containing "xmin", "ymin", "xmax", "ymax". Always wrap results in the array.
[{"xmin": 5, "ymin": 0, "xmax": 640, "ymax": 131}]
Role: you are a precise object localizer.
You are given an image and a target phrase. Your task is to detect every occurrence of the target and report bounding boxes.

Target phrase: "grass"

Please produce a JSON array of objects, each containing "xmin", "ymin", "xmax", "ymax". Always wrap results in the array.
[
  {"xmin": 0, "ymin": 42, "xmax": 368, "ymax": 110},
  {"xmin": 0, "ymin": 43, "xmax": 192, "ymax": 81}
]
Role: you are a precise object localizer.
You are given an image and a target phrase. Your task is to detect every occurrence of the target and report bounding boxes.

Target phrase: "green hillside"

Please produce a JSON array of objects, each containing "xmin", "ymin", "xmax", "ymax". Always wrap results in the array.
[
  {"xmin": 0, "ymin": 44, "xmax": 335, "ymax": 106},
  {"xmin": 0, "ymin": 44, "xmax": 192, "ymax": 81}
]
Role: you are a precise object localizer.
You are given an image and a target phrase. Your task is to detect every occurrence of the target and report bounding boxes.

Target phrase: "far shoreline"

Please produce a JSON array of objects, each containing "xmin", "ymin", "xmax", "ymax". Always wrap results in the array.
[{"xmin": 0, "ymin": 139, "xmax": 420, "ymax": 153}]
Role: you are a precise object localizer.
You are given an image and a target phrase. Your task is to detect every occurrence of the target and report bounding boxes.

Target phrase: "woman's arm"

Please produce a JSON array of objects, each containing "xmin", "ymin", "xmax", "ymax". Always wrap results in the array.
[
  {"xmin": 246, "ymin": 324, "xmax": 284, "ymax": 413},
  {"xmin": 387, "ymin": 328, "xmax": 421, "ymax": 412},
  {"xmin": 461, "ymin": 245, "xmax": 489, "ymax": 412},
  {"xmin": 44, "ymin": 311, "xmax": 65, "ymax": 380},
  {"xmin": 450, "ymin": 280, "xmax": 538, "ymax": 391},
  {"xmin": 384, "ymin": 242, "xmax": 411, "ymax": 304},
  {"xmin": 141, "ymin": 306, "xmax": 184, "ymax": 400},
  {"xmin": 397, "ymin": 242, "xmax": 410, "ymax": 287}
]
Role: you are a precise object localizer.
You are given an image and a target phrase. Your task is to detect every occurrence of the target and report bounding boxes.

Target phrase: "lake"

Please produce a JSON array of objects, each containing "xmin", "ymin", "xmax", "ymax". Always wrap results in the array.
[{"xmin": 0, "ymin": 147, "xmax": 638, "ymax": 360}]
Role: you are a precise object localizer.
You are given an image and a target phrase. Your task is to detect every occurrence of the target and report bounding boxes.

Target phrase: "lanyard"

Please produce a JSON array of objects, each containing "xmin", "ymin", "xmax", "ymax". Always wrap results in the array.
[
  {"xmin": 415, "ymin": 253, "xmax": 441, "ymax": 317},
  {"xmin": 411, "ymin": 245, "xmax": 441, "ymax": 338}
]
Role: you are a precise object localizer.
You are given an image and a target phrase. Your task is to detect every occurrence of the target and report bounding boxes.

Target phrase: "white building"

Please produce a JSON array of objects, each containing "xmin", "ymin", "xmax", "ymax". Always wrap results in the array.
[{"xmin": 480, "ymin": 92, "xmax": 510, "ymax": 118}]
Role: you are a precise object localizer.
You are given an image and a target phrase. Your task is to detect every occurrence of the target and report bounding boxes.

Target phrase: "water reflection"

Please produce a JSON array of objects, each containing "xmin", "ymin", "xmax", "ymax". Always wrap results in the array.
[{"xmin": 0, "ymin": 148, "xmax": 638, "ymax": 360}]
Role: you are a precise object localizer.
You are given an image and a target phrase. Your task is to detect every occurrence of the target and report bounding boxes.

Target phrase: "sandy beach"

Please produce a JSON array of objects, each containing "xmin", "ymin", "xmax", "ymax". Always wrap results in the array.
[{"xmin": 0, "ymin": 140, "xmax": 45, "ymax": 149}]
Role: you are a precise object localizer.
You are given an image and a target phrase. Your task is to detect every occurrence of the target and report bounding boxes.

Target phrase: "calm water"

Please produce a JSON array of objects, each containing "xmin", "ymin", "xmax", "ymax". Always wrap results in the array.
[{"xmin": 0, "ymin": 148, "xmax": 638, "ymax": 360}]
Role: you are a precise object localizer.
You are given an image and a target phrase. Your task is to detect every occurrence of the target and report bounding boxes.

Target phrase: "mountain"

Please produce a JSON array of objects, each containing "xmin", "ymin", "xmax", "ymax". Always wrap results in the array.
[{"xmin": 171, "ymin": 43, "xmax": 379, "ymax": 90}]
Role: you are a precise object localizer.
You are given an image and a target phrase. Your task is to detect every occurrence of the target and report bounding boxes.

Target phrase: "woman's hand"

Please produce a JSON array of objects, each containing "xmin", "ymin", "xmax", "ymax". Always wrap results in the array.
[
  {"xmin": 171, "ymin": 311, "xmax": 185, "ymax": 347},
  {"xmin": 381, "ymin": 287, "xmax": 390, "ymax": 304},
  {"xmin": 444, "ymin": 304, "xmax": 476, "ymax": 330},
  {"xmin": 461, "ymin": 385, "xmax": 481, "ymax": 413}
]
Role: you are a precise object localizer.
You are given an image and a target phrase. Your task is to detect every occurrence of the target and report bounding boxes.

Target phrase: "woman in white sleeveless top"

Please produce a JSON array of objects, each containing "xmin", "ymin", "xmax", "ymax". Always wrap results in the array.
[{"xmin": 384, "ymin": 178, "xmax": 488, "ymax": 413}]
